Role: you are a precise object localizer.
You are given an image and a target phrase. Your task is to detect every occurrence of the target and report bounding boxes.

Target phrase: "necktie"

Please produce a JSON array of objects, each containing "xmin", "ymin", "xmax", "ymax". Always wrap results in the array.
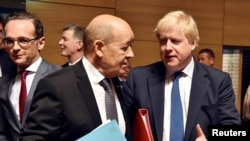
[
  {"xmin": 19, "ymin": 71, "xmax": 28, "ymax": 123},
  {"xmin": 170, "ymin": 72, "xmax": 184, "ymax": 141},
  {"xmin": 100, "ymin": 78, "xmax": 118, "ymax": 122}
]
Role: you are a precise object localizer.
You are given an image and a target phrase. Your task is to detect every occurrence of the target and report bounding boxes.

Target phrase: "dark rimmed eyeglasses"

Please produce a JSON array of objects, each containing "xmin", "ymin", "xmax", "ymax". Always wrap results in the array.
[{"xmin": 3, "ymin": 37, "xmax": 40, "ymax": 49}]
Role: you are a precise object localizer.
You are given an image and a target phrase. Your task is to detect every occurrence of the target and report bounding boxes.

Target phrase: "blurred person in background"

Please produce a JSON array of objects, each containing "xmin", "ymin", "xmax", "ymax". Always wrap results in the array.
[
  {"xmin": 197, "ymin": 48, "xmax": 215, "ymax": 67},
  {"xmin": 0, "ymin": 14, "xmax": 16, "ymax": 77},
  {"xmin": 59, "ymin": 24, "xmax": 84, "ymax": 67}
]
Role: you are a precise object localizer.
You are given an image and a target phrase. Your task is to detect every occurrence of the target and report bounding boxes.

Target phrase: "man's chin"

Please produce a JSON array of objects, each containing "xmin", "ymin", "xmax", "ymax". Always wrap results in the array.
[
  {"xmin": 14, "ymin": 59, "xmax": 26, "ymax": 66},
  {"xmin": 164, "ymin": 60, "xmax": 178, "ymax": 67}
]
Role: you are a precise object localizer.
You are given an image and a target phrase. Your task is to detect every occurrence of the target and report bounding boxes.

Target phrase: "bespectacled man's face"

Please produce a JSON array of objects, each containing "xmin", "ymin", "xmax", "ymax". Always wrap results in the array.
[{"xmin": 4, "ymin": 19, "xmax": 44, "ymax": 69}]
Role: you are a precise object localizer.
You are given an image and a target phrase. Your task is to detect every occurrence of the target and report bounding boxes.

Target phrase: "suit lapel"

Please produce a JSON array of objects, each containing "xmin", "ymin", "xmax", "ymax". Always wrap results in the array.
[
  {"xmin": 112, "ymin": 77, "xmax": 123, "ymax": 102},
  {"xmin": 22, "ymin": 60, "xmax": 48, "ymax": 124},
  {"xmin": 75, "ymin": 62, "xmax": 102, "ymax": 127},
  {"xmin": 112, "ymin": 77, "xmax": 133, "ymax": 140},
  {"xmin": 148, "ymin": 62, "xmax": 166, "ymax": 141},
  {"xmin": 112, "ymin": 77, "xmax": 128, "ymax": 120},
  {"xmin": 185, "ymin": 62, "xmax": 210, "ymax": 140},
  {"xmin": 1, "ymin": 73, "xmax": 22, "ymax": 130}
]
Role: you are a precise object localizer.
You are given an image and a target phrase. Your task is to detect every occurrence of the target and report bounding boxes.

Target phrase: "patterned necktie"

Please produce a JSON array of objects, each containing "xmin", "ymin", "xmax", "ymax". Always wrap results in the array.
[
  {"xmin": 100, "ymin": 78, "xmax": 118, "ymax": 122},
  {"xmin": 19, "ymin": 71, "xmax": 28, "ymax": 123},
  {"xmin": 170, "ymin": 72, "xmax": 184, "ymax": 141}
]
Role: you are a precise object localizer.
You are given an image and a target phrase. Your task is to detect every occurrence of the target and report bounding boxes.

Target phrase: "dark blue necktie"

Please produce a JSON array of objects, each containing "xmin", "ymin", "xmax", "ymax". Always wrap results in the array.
[
  {"xmin": 100, "ymin": 78, "xmax": 118, "ymax": 122},
  {"xmin": 170, "ymin": 72, "xmax": 184, "ymax": 141}
]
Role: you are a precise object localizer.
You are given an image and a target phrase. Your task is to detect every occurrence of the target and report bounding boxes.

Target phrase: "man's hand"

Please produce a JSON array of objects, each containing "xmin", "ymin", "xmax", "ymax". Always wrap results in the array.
[{"xmin": 195, "ymin": 124, "xmax": 207, "ymax": 141}]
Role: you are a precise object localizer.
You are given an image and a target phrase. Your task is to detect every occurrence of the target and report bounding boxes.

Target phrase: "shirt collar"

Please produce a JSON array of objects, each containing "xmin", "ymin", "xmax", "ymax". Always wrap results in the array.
[
  {"xmin": 82, "ymin": 57, "xmax": 105, "ymax": 85},
  {"xmin": 181, "ymin": 57, "xmax": 194, "ymax": 79},
  {"xmin": 18, "ymin": 57, "xmax": 42, "ymax": 73},
  {"xmin": 69, "ymin": 57, "xmax": 83, "ymax": 66}
]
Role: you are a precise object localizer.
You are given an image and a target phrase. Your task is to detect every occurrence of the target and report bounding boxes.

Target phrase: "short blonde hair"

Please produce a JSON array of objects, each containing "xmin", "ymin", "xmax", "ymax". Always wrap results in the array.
[{"xmin": 154, "ymin": 10, "xmax": 200, "ymax": 47}]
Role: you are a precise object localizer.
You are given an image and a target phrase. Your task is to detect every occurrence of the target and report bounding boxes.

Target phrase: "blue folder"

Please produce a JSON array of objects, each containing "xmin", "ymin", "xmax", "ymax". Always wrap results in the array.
[{"xmin": 76, "ymin": 120, "xmax": 127, "ymax": 141}]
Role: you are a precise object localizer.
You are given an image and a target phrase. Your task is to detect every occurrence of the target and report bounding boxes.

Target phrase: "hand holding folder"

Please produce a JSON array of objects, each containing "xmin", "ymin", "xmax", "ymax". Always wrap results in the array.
[{"xmin": 133, "ymin": 108, "xmax": 154, "ymax": 141}]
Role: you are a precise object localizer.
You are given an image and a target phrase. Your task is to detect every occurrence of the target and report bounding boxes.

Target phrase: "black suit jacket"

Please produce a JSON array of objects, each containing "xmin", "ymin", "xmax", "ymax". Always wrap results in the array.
[
  {"xmin": 19, "ymin": 61, "xmax": 132, "ymax": 141},
  {"xmin": 123, "ymin": 60, "xmax": 241, "ymax": 141},
  {"xmin": 61, "ymin": 62, "xmax": 69, "ymax": 68},
  {"xmin": 0, "ymin": 49, "xmax": 17, "ymax": 76}
]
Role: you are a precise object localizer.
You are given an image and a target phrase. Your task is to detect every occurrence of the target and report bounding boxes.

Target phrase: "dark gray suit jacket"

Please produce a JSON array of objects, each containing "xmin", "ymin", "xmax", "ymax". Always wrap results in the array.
[
  {"xmin": 0, "ymin": 60, "xmax": 61, "ymax": 141},
  {"xmin": 123, "ymin": 60, "xmax": 241, "ymax": 141},
  {"xmin": 19, "ymin": 61, "xmax": 132, "ymax": 141}
]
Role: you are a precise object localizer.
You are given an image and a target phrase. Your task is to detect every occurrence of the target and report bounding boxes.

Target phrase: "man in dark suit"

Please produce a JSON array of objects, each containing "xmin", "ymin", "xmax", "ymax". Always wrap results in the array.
[
  {"xmin": 123, "ymin": 10, "xmax": 241, "ymax": 141},
  {"xmin": 0, "ymin": 12, "xmax": 61, "ymax": 141},
  {"xmin": 19, "ymin": 14, "xmax": 135, "ymax": 141},
  {"xmin": 58, "ymin": 24, "xmax": 84, "ymax": 67},
  {"xmin": 0, "ymin": 14, "xmax": 17, "ymax": 77}
]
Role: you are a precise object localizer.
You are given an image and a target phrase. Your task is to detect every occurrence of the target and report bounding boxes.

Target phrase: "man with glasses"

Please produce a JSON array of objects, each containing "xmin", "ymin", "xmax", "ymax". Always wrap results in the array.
[
  {"xmin": 59, "ymin": 24, "xmax": 85, "ymax": 67},
  {"xmin": 0, "ymin": 11, "xmax": 61, "ymax": 141}
]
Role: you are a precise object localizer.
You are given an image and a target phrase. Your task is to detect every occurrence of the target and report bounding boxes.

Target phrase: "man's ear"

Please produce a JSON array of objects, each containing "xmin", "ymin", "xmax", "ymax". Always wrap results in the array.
[
  {"xmin": 210, "ymin": 59, "xmax": 215, "ymax": 66},
  {"xmin": 191, "ymin": 40, "xmax": 197, "ymax": 51},
  {"xmin": 94, "ymin": 40, "xmax": 105, "ymax": 57},
  {"xmin": 37, "ymin": 37, "xmax": 45, "ymax": 50},
  {"xmin": 77, "ymin": 40, "xmax": 84, "ymax": 50}
]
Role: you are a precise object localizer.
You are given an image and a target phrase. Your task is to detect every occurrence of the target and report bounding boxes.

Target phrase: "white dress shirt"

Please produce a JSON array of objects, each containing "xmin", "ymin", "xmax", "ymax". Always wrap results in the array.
[
  {"xmin": 81, "ymin": 57, "xmax": 126, "ymax": 134},
  {"xmin": 10, "ymin": 57, "xmax": 42, "ymax": 121},
  {"xmin": 0, "ymin": 64, "xmax": 2, "ymax": 77},
  {"xmin": 69, "ymin": 57, "xmax": 83, "ymax": 66}
]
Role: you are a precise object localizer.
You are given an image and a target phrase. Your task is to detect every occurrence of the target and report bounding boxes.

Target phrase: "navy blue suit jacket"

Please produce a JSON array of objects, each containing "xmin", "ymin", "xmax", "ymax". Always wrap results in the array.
[{"xmin": 123, "ymin": 60, "xmax": 241, "ymax": 141}]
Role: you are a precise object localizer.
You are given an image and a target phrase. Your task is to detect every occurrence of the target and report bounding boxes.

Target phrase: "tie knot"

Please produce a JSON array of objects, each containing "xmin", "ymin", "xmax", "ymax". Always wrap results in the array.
[
  {"xmin": 100, "ymin": 78, "xmax": 112, "ymax": 91},
  {"xmin": 20, "ymin": 71, "xmax": 29, "ymax": 79},
  {"xmin": 174, "ymin": 72, "xmax": 182, "ymax": 80}
]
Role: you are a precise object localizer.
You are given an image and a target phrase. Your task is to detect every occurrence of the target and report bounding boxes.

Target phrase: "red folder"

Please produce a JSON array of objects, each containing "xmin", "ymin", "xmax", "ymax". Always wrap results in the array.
[{"xmin": 133, "ymin": 108, "xmax": 154, "ymax": 141}]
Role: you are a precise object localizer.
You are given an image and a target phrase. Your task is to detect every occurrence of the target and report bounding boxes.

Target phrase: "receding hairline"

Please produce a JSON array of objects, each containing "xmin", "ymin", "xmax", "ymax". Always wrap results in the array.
[
  {"xmin": 84, "ymin": 14, "xmax": 133, "ymax": 45},
  {"xmin": 86, "ymin": 14, "xmax": 131, "ymax": 32}
]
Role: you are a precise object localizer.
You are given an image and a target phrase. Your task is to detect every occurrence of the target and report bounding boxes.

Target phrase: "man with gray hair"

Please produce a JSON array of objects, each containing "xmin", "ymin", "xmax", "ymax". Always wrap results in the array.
[{"xmin": 59, "ymin": 24, "xmax": 85, "ymax": 67}]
